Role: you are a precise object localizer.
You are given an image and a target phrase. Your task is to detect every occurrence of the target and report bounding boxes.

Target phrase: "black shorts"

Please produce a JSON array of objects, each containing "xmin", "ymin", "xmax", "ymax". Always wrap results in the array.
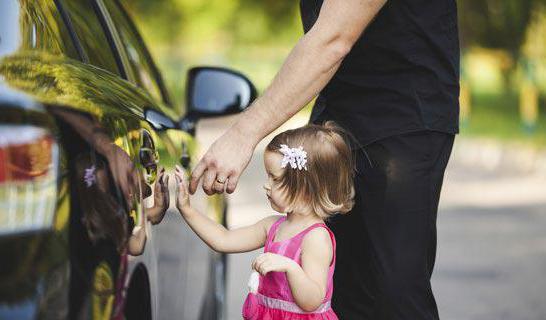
[{"xmin": 326, "ymin": 130, "xmax": 455, "ymax": 320}]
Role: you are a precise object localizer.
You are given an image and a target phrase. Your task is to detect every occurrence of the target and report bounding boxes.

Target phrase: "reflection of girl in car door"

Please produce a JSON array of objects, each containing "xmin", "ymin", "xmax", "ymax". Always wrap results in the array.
[
  {"xmin": 75, "ymin": 152, "xmax": 146, "ymax": 319},
  {"xmin": 75, "ymin": 152, "xmax": 147, "ymax": 256},
  {"xmin": 74, "ymin": 152, "xmax": 169, "ymax": 319}
]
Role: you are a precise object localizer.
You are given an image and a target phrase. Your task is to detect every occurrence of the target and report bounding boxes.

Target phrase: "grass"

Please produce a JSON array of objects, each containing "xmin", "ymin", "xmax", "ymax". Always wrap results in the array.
[{"xmin": 461, "ymin": 92, "xmax": 546, "ymax": 148}]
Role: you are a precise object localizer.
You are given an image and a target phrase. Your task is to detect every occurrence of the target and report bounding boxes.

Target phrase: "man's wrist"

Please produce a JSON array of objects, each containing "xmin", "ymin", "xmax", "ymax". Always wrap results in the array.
[
  {"xmin": 229, "ymin": 100, "xmax": 267, "ymax": 147},
  {"xmin": 228, "ymin": 123, "xmax": 260, "ymax": 149}
]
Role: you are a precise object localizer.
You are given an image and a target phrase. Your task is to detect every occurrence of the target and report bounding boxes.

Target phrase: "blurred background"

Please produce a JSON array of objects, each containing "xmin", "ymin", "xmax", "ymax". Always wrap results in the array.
[
  {"xmin": 123, "ymin": 1, "xmax": 546, "ymax": 319},
  {"xmin": 124, "ymin": 0, "xmax": 546, "ymax": 145}
]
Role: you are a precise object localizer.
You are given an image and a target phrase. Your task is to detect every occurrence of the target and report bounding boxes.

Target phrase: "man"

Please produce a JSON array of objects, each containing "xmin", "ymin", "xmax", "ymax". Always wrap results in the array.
[{"xmin": 189, "ymin": 0, "xmax": 459, "ymax": 319}]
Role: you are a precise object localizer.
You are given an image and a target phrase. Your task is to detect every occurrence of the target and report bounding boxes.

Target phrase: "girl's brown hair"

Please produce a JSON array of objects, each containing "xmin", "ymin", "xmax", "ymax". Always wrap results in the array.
[
  {"xmin": 75, "ymin": 152, "xmax": 128, "ymax": 253},
  {"xmin": 266, "ymin": 121, "xmax": 355, "ymax": 219}
]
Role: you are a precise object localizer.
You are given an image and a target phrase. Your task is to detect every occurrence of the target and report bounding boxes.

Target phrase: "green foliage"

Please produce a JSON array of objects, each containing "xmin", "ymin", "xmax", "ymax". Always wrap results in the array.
[
  {"xmin": 458, "ymin": 0, "xmax": 545, "ymax": 57},
  {"xmin": 123, "ymin": 0, "xmax": 301, "ymax": 46},
  {"xmin": 462, "ymin": 92, "xmax": 546, "ymax": 147}
]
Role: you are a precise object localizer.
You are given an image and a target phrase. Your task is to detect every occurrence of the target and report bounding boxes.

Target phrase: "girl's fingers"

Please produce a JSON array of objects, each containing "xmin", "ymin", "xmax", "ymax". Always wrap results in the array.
[
  {"xmin": 175, "ymin": 168, "xmax": 184, "ymax": 180},
  {"xmin": 255, "ymin": 254, "xmax": 265, "ymax": 265},
  {"xmin": 252, "ymin": 253, "xmax": 271, "ymax": 274},
  {"xmin": 162, "ymin": 175, "xmax": 170, "ymax": 191},
  {"xmin": 253, "ymin": 258, "xmax": 264, "ymax": 272},
  {"xmin": 259, "ymin": 263, "xmax": 270, "ymax": 276},
  {"xmin": 175, "ymin": 171, "xmax": 184, "ymax": 184},
  {"xmin": 175, "ymin": 165, "xmax": 184, "ymax": 175},
  {"xmin": 158, "ymin": 172, "xmax": 164, "ymax": 185},
  {"xmin": 258, "ymin": 259, "xmax": 271, "ymax": 273},
  {"xmin": 253, "ymin": 259, "xmax": 261, "ymax": 271}
]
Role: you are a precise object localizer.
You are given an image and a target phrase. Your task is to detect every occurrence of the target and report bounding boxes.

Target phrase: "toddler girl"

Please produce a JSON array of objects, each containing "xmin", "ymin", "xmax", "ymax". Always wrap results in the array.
[{"xmin": 174, "ymin": 121, "xmax": 355, "ymax": 319}]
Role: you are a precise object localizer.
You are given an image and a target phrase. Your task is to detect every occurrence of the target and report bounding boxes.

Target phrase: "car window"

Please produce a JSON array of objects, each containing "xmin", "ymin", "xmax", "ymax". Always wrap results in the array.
[
  {"xmin": 102, "ymin": 0, "xmax": 168, "ymax": 103},
  {"xmin": 0, "ymin": 0, "xmax": 79, "ymax": 59},
  {"xmin": 58, "ymin": 0, "xmax": 121, "ymax": 76}
]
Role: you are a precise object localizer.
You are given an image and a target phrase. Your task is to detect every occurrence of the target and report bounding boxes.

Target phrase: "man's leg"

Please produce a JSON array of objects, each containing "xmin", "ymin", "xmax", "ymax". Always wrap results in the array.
[
  {"xmin": 427, "ymin": 133, "xmax": 455, "ymax": 277},
  {"xmin": 328, "ymin": 131, "xmax": 454, "ymax": 319}
]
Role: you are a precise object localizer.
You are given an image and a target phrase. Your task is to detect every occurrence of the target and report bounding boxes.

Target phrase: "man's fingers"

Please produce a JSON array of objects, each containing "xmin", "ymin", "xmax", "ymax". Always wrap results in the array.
[
  {"xmin": 189, "ymin": 160, "xmax": 207, "ymax": 195},
  {"xmin": 202, "ymin": 169, "xmax": 216, "ymax": 195},
  {"xmin": 212, "ymin": 175, "xmax": 227, "ymax": 193},
  {"xmin": 226, "ymin": 173, "xmax": 240, "ymax": 194}
]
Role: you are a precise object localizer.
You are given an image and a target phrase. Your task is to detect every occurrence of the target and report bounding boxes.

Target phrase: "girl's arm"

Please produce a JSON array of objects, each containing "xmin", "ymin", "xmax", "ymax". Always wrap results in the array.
[
  {"xmin": 127, "ymin": 203, "xmax": 148, "ymax": 256},
  {"xmin": 252, "ymin": 228, "xmax": 333, "ymax": 312},
  {"xmin": 175, "ymin": 165, "xmax": 278, "ymax": 253}
]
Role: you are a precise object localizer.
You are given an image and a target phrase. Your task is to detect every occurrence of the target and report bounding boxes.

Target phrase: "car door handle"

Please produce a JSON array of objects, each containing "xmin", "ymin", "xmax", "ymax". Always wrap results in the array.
[{"xmin": 139, "ymin": 147, "xmax": 158, "ymax": 169}]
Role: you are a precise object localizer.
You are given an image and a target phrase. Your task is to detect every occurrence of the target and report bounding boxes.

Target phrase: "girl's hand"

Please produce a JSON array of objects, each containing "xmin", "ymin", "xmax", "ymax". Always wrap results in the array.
[
  {"xmin": 174, "ymin": 165, "xmax": 191, "ymax": 214},
  {"xmin": 147, "ymin": 168, "xmax": 170, "ymax": 225},
  {"xmin": 154, "ymin": 168, "xmax": 170, "ymax": 211},
  {"xmin": 252, "ymin": 252, "xmax": 298, "ymax": 276}
]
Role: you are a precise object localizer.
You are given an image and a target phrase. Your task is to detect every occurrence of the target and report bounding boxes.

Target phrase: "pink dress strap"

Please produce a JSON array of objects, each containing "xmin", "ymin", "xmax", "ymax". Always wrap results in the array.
[
  {"xmin": 264, "ymin": 216, "xmax": 286, "ymax": 251},
  {"xmin": 292, "ymin": 223, "xmax": 337, "ymax": 280}
]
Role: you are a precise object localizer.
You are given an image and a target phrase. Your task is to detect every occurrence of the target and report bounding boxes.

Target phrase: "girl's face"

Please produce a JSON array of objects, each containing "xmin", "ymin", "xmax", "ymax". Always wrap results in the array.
[{"xmin": 263, "ymin": 150, "xmax": 290, "ymax": 213}]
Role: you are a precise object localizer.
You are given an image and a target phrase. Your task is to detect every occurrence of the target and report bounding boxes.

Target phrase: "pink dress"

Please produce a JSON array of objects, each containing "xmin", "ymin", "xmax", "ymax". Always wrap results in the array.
[{"xmin": 242, "ymin": 216, "xmax": 338, "ymax": 320}]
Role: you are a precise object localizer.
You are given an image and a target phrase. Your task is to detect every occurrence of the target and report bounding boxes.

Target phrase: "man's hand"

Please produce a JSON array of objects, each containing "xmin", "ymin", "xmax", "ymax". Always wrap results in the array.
[{"xmin": 189, "ymin": 128, "xmax": 256, "ymax": 195}]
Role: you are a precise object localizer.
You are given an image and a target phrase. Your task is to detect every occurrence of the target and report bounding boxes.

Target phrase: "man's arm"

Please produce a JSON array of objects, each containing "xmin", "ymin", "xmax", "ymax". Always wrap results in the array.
[{"xmin": 190, "ymin": 0, "xmax": 387, "ymax": 195}]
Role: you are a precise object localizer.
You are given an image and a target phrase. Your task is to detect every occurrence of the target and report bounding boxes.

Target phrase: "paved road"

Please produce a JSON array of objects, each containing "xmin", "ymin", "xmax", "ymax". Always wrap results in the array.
[{"xmin": 175, "ymin": 115, "xmax": 546, "ymax": 320}]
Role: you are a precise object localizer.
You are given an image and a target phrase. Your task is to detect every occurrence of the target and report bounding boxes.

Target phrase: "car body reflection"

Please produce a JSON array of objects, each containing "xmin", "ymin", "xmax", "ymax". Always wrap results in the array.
[{"xmin": 0, "ymin": 1, "xmax": 255, "ymax": 319}]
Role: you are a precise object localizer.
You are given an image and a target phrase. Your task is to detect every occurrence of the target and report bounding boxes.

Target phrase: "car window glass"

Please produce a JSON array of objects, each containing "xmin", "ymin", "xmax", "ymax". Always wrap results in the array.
[
  {"xmin": 0, "ymin": 0, "xmax": 79, "ymax": 59},
  {"xmin": 102, "ymin": 1, "xmax": 165, "ymax": 102},
  {"xmin": 58, "ymin": 0, "xmax": 120, "ymax": 75}
]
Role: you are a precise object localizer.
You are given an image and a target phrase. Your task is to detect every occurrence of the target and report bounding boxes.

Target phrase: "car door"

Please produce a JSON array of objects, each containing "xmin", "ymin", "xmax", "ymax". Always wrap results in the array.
[
  {"xmin": 0, "ymin": 0, "xmax": 183, "ymax": 318},
  {"xmin": 97, "ymin": 1, "xmax": 228, "ymax": 319},
  {"xmin": 1, "ymin": 0, "xmax": 246, "ymax": 318},
  {"xmin": 55, "ymin": 1, "xmax": 190, "ymax": 318}
]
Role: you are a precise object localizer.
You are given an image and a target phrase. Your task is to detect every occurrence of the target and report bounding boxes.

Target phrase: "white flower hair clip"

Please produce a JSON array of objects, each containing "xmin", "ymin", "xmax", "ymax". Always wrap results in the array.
[
  {"xmin": 279, "ymin": 144, "xmax": 308, "ymax": 171},
  {"xmin": 84, "ymin": 165, "xmax": 96, "ymax": 187}
]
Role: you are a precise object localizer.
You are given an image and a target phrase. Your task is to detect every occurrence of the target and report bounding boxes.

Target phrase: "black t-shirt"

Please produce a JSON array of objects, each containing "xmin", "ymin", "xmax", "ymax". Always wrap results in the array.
[{"xmin": 301, "ymin": 0, "xmax": 460, "ymax": 147}]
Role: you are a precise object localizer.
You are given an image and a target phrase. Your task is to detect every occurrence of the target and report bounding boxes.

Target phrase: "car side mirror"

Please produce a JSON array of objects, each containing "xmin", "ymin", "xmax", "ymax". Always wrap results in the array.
[{"xmin": 179, "ymin": 67, "xmax": 257, "ymax": 134}]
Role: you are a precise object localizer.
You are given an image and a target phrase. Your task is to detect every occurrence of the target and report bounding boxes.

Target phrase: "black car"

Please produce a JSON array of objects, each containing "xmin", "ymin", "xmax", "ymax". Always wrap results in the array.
[{"xmin": 0, "ymin": 0, "xmax": 257, "ymax": 319}]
